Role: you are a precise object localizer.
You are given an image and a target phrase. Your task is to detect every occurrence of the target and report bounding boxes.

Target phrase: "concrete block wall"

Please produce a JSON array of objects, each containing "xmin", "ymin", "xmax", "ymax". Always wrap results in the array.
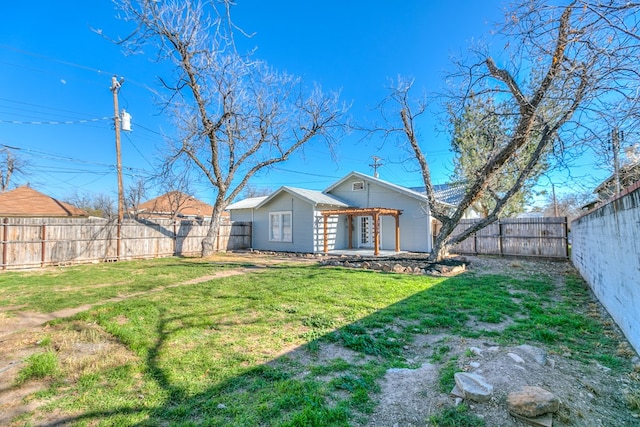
[{"xmin": 571, "ymin": 181, "xmax": 640, "ymax": 355}]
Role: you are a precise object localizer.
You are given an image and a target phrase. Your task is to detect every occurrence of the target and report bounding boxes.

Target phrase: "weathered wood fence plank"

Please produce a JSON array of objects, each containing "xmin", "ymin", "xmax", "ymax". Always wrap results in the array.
[
  {"xmin": 450, "ymin": 217, "xmax": 568, "ymax": 258},
  {"xmin": 0, "ymin": 217, "xmax": 252, "ymax": 270}
]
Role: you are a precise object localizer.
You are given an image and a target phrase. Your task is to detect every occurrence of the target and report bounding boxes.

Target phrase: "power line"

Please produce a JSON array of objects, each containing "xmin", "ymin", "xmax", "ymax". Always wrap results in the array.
[
  {"xmin": 0, "ymin": 97, "xmax": 104, "ymax": 118},
  {"xmin": 124, "ymin": 132, "xmax": 155, "ymax": 169},
  {"xmin": 0, "ymin": 143, "xmax": 150, "ymax": 175},
  {"xmin": 0, "ymin": 44, "xmax": 116, "ymax": 77},
  {"xmin": 0, "ymin": 117, "xmax": 110, "ymax": 125},
  {"xmin": 270, "ymin": 167, "xmax": 341, "ymax": 179},
  {"xmin": 0, "ymin": 44, "xmax": 153, "ymax": 92}
]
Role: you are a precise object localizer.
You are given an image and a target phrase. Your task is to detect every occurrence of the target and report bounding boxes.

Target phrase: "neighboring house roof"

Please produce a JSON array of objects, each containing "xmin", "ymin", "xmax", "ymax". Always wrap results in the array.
[
  {"xmin": 594, "ymin": 161, "xmax": 640, "ymax": 199},
  {"xmin": 410, "ymin": 182, "xmax": 466, "ymax": 207},
  {"xmin": 256, "ymin": 186, "xmax": 350, "ymax": 209},
  {"xmin": 0, "ymin": 186, "xmax": 88, "ymax": 217},
  {"xmin": 137, "ymin": 191, "xmax": 215, "ymax": 218},
  {"xmin": 226, "ymin": 196, "xmax": 268, "ymax": 210},
  {"xmin": 324, "ymin": 171, "xmax": 430, "ymax": 203}
]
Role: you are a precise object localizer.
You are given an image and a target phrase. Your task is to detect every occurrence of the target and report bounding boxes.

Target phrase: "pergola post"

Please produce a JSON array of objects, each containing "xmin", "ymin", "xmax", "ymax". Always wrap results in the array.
[
  {"xmin": 373, "ymin": 212, "xmax": 380, "ymax": 256},
  {"xmin": 347, "ymin": 215, "xmax": 353, "ymax": 249},
  {"xmin": 394, "ymin": 213, "xmax": 400, "ymax": 252},
  {"xmin": 323, "ymin": 214, "xmax": 328, "ymax": 253}
]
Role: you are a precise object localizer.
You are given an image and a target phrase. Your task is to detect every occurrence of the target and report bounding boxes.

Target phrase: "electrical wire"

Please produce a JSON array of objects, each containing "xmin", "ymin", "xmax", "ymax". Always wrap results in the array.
[{"xmin": 0, "ymin": 117, "xmax": 110, "ymax": 125}]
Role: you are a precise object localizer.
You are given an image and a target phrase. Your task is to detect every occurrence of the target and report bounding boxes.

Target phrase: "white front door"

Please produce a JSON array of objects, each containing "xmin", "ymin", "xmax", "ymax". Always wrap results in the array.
[{"xmin": 359, "ymin": 216, "xmax": 373, "ymax": 248}]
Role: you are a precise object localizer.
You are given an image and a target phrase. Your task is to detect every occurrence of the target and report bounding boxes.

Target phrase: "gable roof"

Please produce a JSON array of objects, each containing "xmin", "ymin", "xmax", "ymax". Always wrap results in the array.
[
  {"xmin": 137, "ymin": 191, "xmax": 214, "ymax": 217},
  {"xmin": 594, "ymin": 161, "xmax": 640, "ymax": 197},
  {"xmin": 410, "ymin": 183, "xmax": 465, "ymax": 207},
  {"xmin": 226, "ymin": 196, "xmax": 268, "ymax": 210},
  {"xmin": 0, "ymin": 186, "xmax": 88, "ymax": 217},
  {"xmin": 324, "ymin": 171, "xmax": 430, "ymax": 203},
  {"xmin": 255, "ymin": 186, "xmax": 350, "ymax": 209}
]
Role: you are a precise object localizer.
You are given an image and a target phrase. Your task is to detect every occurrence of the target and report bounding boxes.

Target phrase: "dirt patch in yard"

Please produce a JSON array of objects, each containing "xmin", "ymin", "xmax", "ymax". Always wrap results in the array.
[{"xmin": 0, "ymin": 254, "xmax": 639, "ymax": 426}]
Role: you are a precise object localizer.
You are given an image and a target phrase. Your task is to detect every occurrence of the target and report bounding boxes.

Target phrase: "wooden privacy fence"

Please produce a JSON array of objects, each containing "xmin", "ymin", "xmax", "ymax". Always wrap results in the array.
[
  {"xmin": 1, "ymin": 217, "xmax": 252, "ymax": 270},
  {"xmin": 449, "ymin": 217, "xmax": 569, "ymax": 258}
]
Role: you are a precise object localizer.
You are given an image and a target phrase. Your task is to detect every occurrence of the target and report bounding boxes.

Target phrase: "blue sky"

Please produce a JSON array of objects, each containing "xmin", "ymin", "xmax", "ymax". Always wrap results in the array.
[{"xmin": 0, "ymin": 1, "xmax": 607, "ymax": 206}]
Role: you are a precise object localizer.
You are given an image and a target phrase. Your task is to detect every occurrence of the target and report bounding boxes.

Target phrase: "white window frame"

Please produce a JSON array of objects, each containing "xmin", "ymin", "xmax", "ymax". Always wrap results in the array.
[
  {"xmin": 352, "ymin": 181, "xmax": 365, "ymax": 191},
  {"xmin": 269, "ymin": 211, "xmax": 292, "ymax": 242}
]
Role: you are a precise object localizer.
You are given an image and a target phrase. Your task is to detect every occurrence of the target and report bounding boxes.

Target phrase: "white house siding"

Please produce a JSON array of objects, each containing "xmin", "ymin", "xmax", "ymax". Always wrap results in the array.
[
  {"xmin": 327, "ymin": 177, "xmax": 432, "ymax": 252},
  {"xmin": 251, "ymin": 192, "xmax": 316, "ymax": 252},
  {"xmin": 313, "ymin": 211, "xmax": 342, "ymax": 253},
  {"xmin": 229, "ymin": 209, "xmax": 253, "ymax": 222}
]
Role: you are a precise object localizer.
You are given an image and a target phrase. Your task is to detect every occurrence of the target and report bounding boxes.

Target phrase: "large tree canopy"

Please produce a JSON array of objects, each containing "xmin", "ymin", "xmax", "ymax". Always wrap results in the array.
[
  {"xmin": 114, "ymin": 0, "xmax": 347, "ymax": 255},
  {"xmin": 384, "ymin": 0, "xmax": 640, "ymax": 260}
]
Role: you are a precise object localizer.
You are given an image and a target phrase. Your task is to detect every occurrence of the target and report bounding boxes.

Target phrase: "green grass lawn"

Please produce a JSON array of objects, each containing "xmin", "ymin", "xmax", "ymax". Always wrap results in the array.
[{"xmin": 2, "ymin": 257, "xmax": 636, "ymax": 426}]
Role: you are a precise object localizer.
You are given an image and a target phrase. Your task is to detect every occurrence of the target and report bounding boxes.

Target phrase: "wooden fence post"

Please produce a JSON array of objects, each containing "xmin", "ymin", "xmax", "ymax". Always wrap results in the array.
[
  {"xmin": 563, "ymin": 217, "xmax": 569, "ymax": 258},
  {"xmin": 173, "ymin": 220, "xmax": 178, "ymax": 256},
  {"xmin": 2, "ymin": 218, "xmax": 7, "ymax": 270},
  {"xmin": 116, "ymin": 221, "xmax": 121, "ymax": 260},
  {"xmin": 41, "ymin": 223, "xmax": 47, "ymax": 267},
  {"xmin": 216, "ymin": 221, "xmax": 220, "ymax": 252},
  {"xmin": 473, "ymin": 231, "xmax": 478, "ymax": 255}
]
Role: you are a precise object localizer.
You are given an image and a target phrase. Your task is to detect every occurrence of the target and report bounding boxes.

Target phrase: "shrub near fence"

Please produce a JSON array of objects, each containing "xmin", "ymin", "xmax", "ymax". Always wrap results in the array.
[
  {"xmin": 449, "ymin": 217, "xmax": 568, "ymax": 258},
  {"xmin": 0, "ymin": 217, "xmax": 252, "ymax": 270}
]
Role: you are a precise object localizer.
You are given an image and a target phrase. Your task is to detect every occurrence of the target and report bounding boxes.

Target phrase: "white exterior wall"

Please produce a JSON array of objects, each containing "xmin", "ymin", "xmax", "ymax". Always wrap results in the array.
[
  {"xmin": 313, "ymin": 211, "xmax": 342, "ymax": 253},
  {"xmin": 229, "ymin": 209, "xmax": 253, "ymax": 222},
  {"xmin": 571, "ymin": 183, "xmax": 640, "ymax": 355},
  {"xmin": 251, "ymin": 192, "xmax": 316, "ymax": 252},
  {"xmin": 328, "ymin": 177, "xmax": 432, "ymax": 252}
]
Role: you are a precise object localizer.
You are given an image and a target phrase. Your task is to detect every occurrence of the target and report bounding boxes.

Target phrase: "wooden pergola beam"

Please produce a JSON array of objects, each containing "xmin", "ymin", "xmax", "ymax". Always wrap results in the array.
[{"xmin": 321, "ymin": 207, "xmax": 402, "ymax": 217}]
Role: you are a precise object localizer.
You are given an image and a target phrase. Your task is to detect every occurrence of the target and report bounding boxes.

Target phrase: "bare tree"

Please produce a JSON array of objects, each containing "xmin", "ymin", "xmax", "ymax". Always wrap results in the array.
[
  {"xmin": 113, "ymin": 0, "xmax": 347, "ymax": 255},
  {"xmin": 0, "ymin": 147, "xmax": 27, "ymax": 192},
  {"xmin": 240, "ymin": 183, "xmax": 272, "ymax": 199},
  {"xmin": 125, "ymin": 177, "xmax": 147, "ymax": 219},
  {"xmin": 541, "ymin": 191, "xmax": 592, "ymax": 225},
  {"xmin": 382, "ymin": 1, "xmax": 640, "ymax": 260},
  {"xmin": 67, "ymin": 192, "xmax": 116, "ymax": 218},
  {"xmin": 142, "ymin": 165, "xmax": 203, "ymax": 220}
]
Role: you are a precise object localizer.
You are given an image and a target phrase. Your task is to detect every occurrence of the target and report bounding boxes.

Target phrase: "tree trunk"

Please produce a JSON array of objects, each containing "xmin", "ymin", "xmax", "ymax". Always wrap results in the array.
[
  {"xmin": 430, "ymin": 239, "xmax": 449, "ymax": 262},
  {"xmin": 430, "ymin": 227, "xmax": 452, "ymax": 261},
  {"xmin": 202, "ymin": 205, "xmax": 225, "ymax": 256}
]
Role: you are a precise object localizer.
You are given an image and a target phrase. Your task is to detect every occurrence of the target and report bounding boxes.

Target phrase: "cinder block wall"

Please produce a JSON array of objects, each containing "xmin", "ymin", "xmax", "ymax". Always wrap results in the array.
[{"xmin": 571, "ymin": 182, "xmax": 640, "ymax": 355}]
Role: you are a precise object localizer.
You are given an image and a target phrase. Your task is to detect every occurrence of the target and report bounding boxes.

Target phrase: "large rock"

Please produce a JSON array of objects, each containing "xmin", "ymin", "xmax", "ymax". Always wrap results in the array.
[
  {"xmin": 516, "ymin": 344, "xmax": 548, "ymax": 366},
  {"xmin": 507, "ymin": 386, "xmax": 560, "ymax": 417},
  {"xmin": 454, "ymin": 372, "xmax": 494, "ymax": 402}
]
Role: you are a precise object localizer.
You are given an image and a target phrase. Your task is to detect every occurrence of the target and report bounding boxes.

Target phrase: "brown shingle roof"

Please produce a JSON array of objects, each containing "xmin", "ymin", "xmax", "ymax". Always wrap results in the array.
[
  {"xmin": 0, "ymin": 187, "xmax": 88, "ymax": 217},
  {"xmin": 137, "ymin": 191, "xmax": 215, "ymax": 218}
]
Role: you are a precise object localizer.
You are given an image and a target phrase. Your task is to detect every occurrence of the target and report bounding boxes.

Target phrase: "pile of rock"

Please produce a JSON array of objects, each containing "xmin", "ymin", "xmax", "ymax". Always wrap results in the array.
[
  {"xmin": 320, "ymin": 255, "xmax": 468, "ymax": 276},
  {"xmin": 450, "ymin": 344, "xmax": 561, "ymax": 426}
]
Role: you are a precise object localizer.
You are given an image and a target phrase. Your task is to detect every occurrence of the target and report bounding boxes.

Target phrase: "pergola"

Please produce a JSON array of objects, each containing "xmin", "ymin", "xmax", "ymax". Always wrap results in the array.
[{"xmin": 321, "ymin": 207, "xmax": 402, "ymax": 256}]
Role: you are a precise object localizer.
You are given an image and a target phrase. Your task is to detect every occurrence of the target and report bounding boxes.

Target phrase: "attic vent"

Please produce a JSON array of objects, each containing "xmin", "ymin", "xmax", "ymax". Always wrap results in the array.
[{"xmin": 352, "ymin": 181, "xmax": 365, "ymax": 191}]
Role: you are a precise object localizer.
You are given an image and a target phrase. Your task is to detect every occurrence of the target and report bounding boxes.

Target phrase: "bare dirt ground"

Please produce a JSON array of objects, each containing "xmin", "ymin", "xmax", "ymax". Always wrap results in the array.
[
  {"xmin": 0, "ymin": 254, "xmax": 639, "ymax": 426},
  {"xmin": 307, "ymin": 256, "xmax": 640, "ymax": 426}
]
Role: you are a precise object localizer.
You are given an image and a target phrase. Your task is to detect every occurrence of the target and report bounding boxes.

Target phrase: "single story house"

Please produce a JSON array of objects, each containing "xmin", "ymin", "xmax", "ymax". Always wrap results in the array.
[
  {"xmin": 227, "ymin": 171, "xmax": 440, "ymax": 254},
  {"xmin": 0, "ymin": 186, "xmax": 88, "ymax": 217},
  {"xmin": 135, "ymin": 191, "xmax": 226, "ymax": 221}
]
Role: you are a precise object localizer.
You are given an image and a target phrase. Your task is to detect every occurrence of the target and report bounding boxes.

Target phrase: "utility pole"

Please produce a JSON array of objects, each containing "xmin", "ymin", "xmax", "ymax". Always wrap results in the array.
[
  {"xmin": 110, "ymin": 75, "xmax": 125, "ymax": 258},
  {"xmin": 551, "ymin": 182, "xmax": 559, "ymax": 217},
  {"xmin": 370, "ymin": 155, "xmax": 383, "ymax": 178},
  {"xmin": 612, "ymin": 127, "xmax": 622, "ymax": 195}
]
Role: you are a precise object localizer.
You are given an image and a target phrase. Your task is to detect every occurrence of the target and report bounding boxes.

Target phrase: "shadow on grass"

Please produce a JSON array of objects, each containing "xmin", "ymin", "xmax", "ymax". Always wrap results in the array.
[{"xmin": 40, "ymin": 264, "xmax": 621, "ymax": 426}]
